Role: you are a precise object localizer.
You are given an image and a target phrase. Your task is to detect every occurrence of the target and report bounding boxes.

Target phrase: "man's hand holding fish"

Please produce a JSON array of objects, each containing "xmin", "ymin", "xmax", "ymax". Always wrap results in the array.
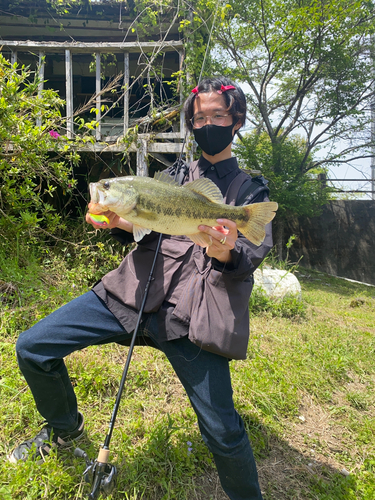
[
  {"xmin": 198, "ymin": 218, "xmax": 234, "ymax": 263},
  {"xmin": 86, "ymin": 202, "xmax": 133, "ymax": 233}
]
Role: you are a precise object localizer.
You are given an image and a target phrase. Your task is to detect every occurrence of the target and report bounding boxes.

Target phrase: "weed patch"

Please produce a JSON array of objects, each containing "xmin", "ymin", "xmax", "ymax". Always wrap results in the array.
[
  {"xmin": 1, "ymin": 256, "xmax": 374, "ymax": 499},
  {"xmin": 249, "ymin": 287, "xmax": 306, "ymax": 318}
]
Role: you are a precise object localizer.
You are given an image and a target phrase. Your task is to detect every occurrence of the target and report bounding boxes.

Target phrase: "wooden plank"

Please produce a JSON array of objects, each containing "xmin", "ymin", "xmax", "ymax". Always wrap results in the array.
[
  {"xmin": 1, "ymin": 40, "xmax": 183, "ymax": 54},
  {"xmin": 179, "ymin": 50, "xmax": 186, "ymax": 139},
  {"xmin": 123, "ymin": 51, "xmax": 129, "ymax": 135},
  {"xmin": 136, "ymin": 133, "xmax": 182, "ymax": 140},
  {"xmin": 96, "ymin": 53, "xmax": 101, "ymax": 141},
  {"xmin": 0, "ymin": 15, "xmax": 179, "ymax": 39},
  {"xmin": 147, "ymin": 142, "xmax": 185, "ymax": 153},
  {"xmin": 36, "ymin": 51, "xmax": 45, "ymax": 128},
  {"xmin": 64, "ymin": 142, "xmax": 186, "ymax": 153},
  {"xmin": 102, "ymin": 132, "xmax": 182, "ymax": 142},
  {"xmin": 38, "ymin": 52, "xmax": 45, "ymax": 92},
  {"xmin": 65, "ymin": 50, "xmax": 74, "ymax": 139},
  {"xmin": 183, "ymin": 51, "xmax": 195, "ymax": 164},
  {"xmin": 137, "ymin": 138, "xmax": 148, "ymax": 176},
  {"xmin": 186, "ymin": 135, "xmax": 195, "ymax": 165},
  {"xmin": 153, "ymin": 132, "xmax": 182, "ymax": 139},
  {"xmin": 0, "ymin": 16, "xmax": 133, "ymax": 30}
]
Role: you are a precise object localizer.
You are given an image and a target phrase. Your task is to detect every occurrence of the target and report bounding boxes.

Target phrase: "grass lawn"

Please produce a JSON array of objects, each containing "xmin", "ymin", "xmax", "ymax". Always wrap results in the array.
[{"xmin": 0, "ymin": 257, "xmax": 374, "ymax": 499}]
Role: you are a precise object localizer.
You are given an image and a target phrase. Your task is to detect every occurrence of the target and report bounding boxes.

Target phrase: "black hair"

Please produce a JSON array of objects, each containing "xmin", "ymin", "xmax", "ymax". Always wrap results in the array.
[{"xmin": 184, "ymin": 76, "xmax": 247, "ymax": 132}]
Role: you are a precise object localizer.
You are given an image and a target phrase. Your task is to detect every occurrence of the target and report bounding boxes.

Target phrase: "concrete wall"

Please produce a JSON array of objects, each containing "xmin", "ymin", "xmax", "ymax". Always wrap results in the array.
[{"xmin": 285, "ymin": 200, "xmax": 375, "ymax": 285}]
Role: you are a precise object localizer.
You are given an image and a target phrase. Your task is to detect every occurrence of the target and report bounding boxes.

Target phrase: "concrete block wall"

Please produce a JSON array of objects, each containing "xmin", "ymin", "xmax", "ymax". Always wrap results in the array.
[{"xmin": 285, "ymin": 200, "xmax": 375, "ymax": 285}]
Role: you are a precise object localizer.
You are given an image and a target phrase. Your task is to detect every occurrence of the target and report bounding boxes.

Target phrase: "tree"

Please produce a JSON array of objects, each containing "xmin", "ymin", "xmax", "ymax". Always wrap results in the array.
[
  {"xmin": 235, "ymin": 131, "xmax": 331, "ymax": 216},
  {"xmin": 205, "ymin": 0, "xmax": 375, "ymax": 252},
  {"xmin": 235, "ymin": 131, "xmax": 332, "ymax": 252},
  {"xmin": 212, "ymin": 0, "xmax": 375, "ymax": 167}
]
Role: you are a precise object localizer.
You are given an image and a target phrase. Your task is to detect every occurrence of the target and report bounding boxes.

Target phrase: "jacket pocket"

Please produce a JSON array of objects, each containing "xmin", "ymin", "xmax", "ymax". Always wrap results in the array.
[{"xmin": 173, "ymin": 250, "xmax": 253, "ymax": 359}]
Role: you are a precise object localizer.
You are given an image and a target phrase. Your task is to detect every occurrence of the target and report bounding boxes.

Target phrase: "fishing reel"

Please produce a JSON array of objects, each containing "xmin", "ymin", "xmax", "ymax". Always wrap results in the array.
[{"xmin": 74, "ymin": 447, "xmax": 117, "ymax": 500}]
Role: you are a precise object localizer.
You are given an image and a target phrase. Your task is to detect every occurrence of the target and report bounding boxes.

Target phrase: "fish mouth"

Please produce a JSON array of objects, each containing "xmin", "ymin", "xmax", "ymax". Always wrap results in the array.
[{"xmin": 89, "ymin": 182, "xmax": 104, "ymax": 205}]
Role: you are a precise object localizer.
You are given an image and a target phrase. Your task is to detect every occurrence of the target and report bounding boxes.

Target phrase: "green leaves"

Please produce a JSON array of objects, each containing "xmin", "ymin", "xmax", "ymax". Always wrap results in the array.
[
  {"xmin": 235, "ymin": 131, "xmax": 333, "ymax": 218},
  {"xmin": 211, "ymin": 0, "xmax": 375, "ymax": 174},
  {"xmin": 0, "ymin": 54, "xmax": 78, "ymax": 242}
]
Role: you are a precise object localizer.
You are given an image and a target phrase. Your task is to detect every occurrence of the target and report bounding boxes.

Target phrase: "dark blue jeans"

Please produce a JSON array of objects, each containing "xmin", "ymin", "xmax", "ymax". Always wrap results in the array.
[{"xmin": 16, "ymin": 291, "xmax": 263, "ymax": 500}]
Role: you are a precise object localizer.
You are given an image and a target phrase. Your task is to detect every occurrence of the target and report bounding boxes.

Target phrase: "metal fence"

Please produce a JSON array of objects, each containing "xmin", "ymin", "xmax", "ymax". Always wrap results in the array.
[{"xmin": 318, "ymin": 174, "xmax": 375, "ymax": 199}]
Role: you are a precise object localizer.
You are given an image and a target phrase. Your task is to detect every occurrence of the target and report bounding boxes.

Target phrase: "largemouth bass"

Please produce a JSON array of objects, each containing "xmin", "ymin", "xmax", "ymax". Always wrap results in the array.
[{"xmin": 89, "ymin": 171, "xmax": 278, "ymax": 246}]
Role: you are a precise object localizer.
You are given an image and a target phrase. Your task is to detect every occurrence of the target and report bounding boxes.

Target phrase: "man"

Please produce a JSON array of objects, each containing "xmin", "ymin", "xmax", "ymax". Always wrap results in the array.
[{"xmin": 10, "ymin": 77, "xmax": 273, "ymax": 500}]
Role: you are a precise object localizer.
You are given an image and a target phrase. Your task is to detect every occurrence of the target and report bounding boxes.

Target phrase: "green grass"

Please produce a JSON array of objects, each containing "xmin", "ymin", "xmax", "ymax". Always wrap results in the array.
[{"xmin": 1, "ymin": 250, "xmax": 374, "ymax": 499}]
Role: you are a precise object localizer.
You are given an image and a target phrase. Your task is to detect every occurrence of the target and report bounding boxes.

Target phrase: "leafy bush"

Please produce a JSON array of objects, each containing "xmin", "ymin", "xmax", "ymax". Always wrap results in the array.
[
  {"xmin": 0, "ymin": 235, "xmax": 126, "ymax": 336},
  {"xmin": 0, "ymin": 54, "xmax": 80, "ymax": 249},
  {"xmin": 235, "ymin": 132, "xmax": 332, "ymax": 220}
]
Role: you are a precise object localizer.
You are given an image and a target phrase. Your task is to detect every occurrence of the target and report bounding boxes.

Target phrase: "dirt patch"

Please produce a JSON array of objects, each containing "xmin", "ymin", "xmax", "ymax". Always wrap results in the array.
[
  {"xmin": 286, "ymin": 393, "xmax": 348, "ymax": 470},
  {"xmin": 257, "ymin": 441, "xmax": 314, "ymax": 500},
  {"xmin": 254, "ymin": 392, "xmax": 357, "ymax": 499},
  {"xmin": 192, "ymin": 471, "xmax": 228, "ymax": 500}
]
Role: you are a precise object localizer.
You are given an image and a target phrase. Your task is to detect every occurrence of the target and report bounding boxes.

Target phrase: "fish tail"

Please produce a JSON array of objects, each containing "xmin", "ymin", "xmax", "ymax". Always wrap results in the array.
[{"xmin": 240, "ymin": 201, "xmax": 278, "ymax": 246}]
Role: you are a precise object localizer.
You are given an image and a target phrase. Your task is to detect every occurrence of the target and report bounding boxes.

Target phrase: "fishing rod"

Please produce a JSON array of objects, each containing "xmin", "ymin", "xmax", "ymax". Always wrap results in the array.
[
  {"xmin": 74, "ymin": 0, "xmax": 222, "ymax": 490},
  {"xmin": 74, "ymin": 230, "xmax": 162, "ymax": 499},
  {"xmin": 75, "ymin": 138, "xmax": 189, "ymax": 499}
]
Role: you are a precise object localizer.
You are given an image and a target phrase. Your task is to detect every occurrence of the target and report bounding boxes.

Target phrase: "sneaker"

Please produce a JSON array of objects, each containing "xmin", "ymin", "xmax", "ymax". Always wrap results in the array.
[{"xmin": 8, "ymin": 412, "xmax": 84, "ymax": 463}]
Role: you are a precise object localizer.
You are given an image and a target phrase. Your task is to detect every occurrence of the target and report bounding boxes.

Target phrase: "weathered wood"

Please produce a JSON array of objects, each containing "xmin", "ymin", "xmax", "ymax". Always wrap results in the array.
[
  {"xmin": 185, "ymin": 135, "xmax": 195, "ymax": 165},
  {"xmin": 96, "ymin": 53, "xmax": 101, "ymax": 141},
  {"xmin": 10, "ymin": 51, "xmax": 17, "ymax": 65},
  {"xmin": 103, "ymin": 132, "xmax": 182, "ymax": 142},
  {"xmin": 179, "ymin": 50, "xmax": 186, "ymax": 139},
  {"xmin": 2, "ymin": 40, "xmax": 183, "ymax": 54},
  {"xmin": 137, "ymin": 138, "xmax": 149, "ymax": 176},
  {"xmin": 68, "ymin": 141, "xmax": 186, "ymax": 154},
  {"xmin": 147, "ymin": 142, "xmax": 185, "ymax": 153},
  {"xmin": 38, "ymin": 52, "xmax": 45, "ymax": 92},
  {"xmin": 65, "ymin": 50, "xmax": 74, "ymax": 139},
  {"xmin": 153, "ymin": 132, "xmax": 182, "ymax": 139},
  {"xmin": 185, "ymin": 62, "xmax": 195, "ymax": 163},
  {"xmin": 123, "ymin": 51, "xmax": 129, "ymax": 135},
  {"xmin": 36, "ymin": 51, "xmax": 45, "ymax": 128}
]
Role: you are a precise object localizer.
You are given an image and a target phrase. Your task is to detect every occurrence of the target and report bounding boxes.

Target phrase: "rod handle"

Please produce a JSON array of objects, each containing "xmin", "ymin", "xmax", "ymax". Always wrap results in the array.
[{"xmin": 97, "ymin": 447, "xmax": 110, "ymax": 464}]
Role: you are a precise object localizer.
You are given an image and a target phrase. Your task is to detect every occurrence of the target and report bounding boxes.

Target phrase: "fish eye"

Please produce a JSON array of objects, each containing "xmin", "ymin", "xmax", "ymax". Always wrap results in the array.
[{"xmin": 103, "ymin": 181, "xmax": 110, "ymax": 190}]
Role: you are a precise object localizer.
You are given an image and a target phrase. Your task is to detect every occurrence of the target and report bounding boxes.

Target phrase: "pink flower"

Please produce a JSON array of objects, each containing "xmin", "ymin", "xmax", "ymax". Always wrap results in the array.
[{"xmin": 49, "ymin": 130, "xmax": 60, "ymax": 139}]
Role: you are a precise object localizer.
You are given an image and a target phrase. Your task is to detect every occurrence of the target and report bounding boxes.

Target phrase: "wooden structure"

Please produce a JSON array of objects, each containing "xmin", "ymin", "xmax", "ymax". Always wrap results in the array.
[{"xmin": 0, "ymin": 1, "xmax": 193, "ymax": 175}]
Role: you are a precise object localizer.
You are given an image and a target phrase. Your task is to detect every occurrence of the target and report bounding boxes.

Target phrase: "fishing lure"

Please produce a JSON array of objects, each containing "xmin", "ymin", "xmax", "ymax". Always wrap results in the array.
[{"xmin": 88, "ymin": 213, "xmax": 110, "ymax": 226}]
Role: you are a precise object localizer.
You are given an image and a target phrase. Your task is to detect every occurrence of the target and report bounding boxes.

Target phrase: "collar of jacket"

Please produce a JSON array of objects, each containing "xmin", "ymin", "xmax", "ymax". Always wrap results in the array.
[{"xmin": 197, "ymin": 155, "xmax": 240, "ymax": 179}]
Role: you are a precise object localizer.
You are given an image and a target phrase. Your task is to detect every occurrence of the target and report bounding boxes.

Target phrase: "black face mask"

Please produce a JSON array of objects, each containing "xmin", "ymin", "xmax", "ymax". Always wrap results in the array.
[{"xmin": 193, "ymin": 123, "xmax": 235, "ymax": 157}]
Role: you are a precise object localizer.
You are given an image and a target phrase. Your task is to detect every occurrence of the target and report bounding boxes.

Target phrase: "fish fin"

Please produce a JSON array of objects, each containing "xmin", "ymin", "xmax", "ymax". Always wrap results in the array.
[
  {"xmin": 240, "ymin": 201, "xmax": 278, "ymax": 246},
  {"xmin": 133, "ymin": 224, "xmax": 152, "ymax": 242},
  {"xmin": 185, "ymin": 178, "xmax": 223, "ymax": 204},
  {"xmin": 188, "ymin": 232, "xmax": 213, "ymax": 247},
  {"xmin": 154, "ymin": 171, "xmax": 180, "ymax": 186}
]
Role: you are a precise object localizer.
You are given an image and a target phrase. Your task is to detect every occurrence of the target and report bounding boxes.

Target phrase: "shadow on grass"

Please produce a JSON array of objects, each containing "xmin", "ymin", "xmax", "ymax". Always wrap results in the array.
[{"xmin": 242, "ymin": 413, "xmax": 359, "ymax": 500}]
